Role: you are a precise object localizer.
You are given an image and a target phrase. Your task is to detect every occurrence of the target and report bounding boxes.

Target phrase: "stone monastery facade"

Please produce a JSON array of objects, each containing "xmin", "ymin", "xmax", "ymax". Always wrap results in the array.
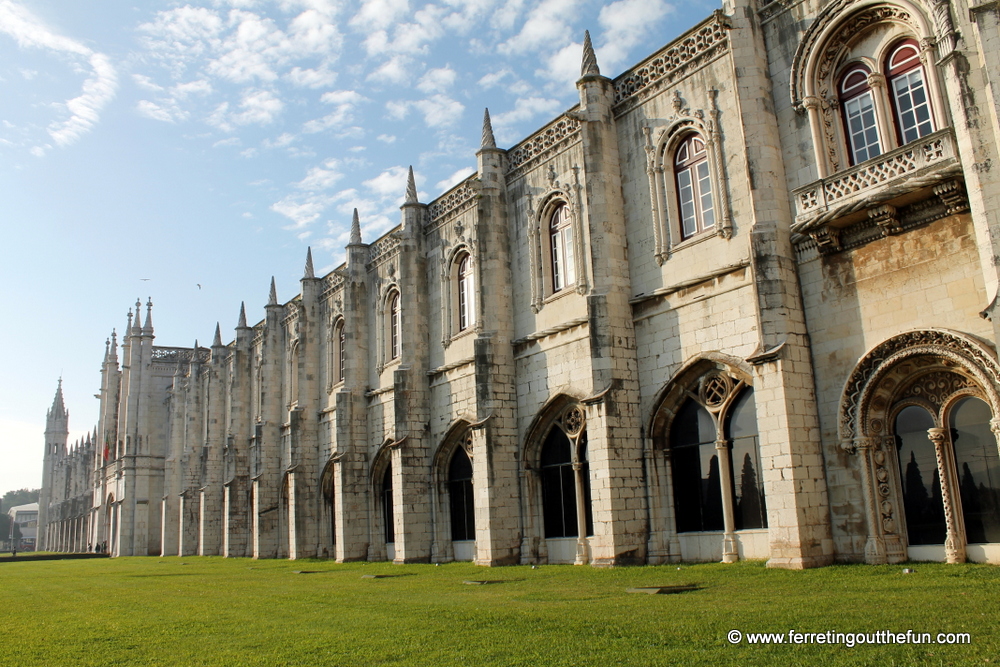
[{"xmin": 39, "ymin": 0, "xmax": 1000, "ymax": 568}]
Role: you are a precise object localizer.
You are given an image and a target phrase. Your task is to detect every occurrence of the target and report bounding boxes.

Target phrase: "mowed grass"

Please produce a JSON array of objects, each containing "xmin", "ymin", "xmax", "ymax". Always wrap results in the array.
[{"xmin": 2, "ymin": 556, "xmax": 998, "ymax": 666}]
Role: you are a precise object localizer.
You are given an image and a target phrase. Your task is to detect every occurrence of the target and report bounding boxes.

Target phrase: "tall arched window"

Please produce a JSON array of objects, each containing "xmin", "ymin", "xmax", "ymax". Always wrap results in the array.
[
  {"xmin": 388, "ymin": 291, "xmax": 400, "ymax": 360},
  {"xmin": 549, "ymin": 204, "xmax": 575, "ymax": 293},
  {"xmin": 886, "ymin": 39, "xmax": 934, "ymax": 145},
  {"xmin": 456, "ymin": 253, "xmax": 474, "ymax": 332},
  {"xmin": 839, "ymin": 64, "xmax": 882, "ymax": 165},
  {"xmin": 540, "ymin": 410, "xmax": 593, "ymax": 539},
  {"xmin": 382, "ymin": 462, "xmax": 394, "ymax": 546},
  {"xmin": 671, "ymin": 399, "xmax": 723, "ymax": 532},
  {"xmin": 895, "ymin": 405, "xmax": 945, "ymax": 545},
  {"xmin": 674, "ymin": 134, "xmax": 715, "ymax": 239},
  {"xmin": 669, "ymin": 384, "xmax": 766, "ymax": 534},
  {"xmin": 949, "ymin": 397, "xmax": 1000, "ymax": 544},
  {"xmin": 334, "ymin": 319, "xmax": 346, "ymax": 383},
  {"xmin": 448, "ymin": 446, "xmax": 475, "ymax": 541}
]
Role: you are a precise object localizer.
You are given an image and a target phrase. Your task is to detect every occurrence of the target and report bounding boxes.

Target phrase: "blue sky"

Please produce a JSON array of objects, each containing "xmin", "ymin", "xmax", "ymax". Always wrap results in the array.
[{"xmin": 0, "ymin": 0, "xmax": 717, "ymax": 496}]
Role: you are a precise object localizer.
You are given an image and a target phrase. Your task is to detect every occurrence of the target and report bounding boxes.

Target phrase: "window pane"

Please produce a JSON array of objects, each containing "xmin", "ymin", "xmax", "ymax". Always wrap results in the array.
[
  {"xmin": 696, "ymin": 161, "xmax": 715, "ymax": 230},
  {"xmin": 677, "ymin": 168, "xmax": 697, "ymax": 238},
  {"xmin": 728, "ymin": 390, "xmax": 767, "ymax": 530},
  {"xmin": 892, "ymin": 69, "xmax": 934, "ymax": 144},
  {"xmin": 382, "ymin": 462, "xmax": 394, "ymax": 544},
  {"xmin": 563, "ymin": 226, "xmax": 575, "ymax": 286},
  {"xmin": 671, "ymin": 399, "xmax": 723, "ymax": 532},
  {"xmin": 950, "ymin": 397, "xmax": 1000, "ymax": 544},
  {"xmin": 541, "ymin": 428, "xmax": 578, "ymax": 538},
  {"xmin": 895, "ymin": 406, "xmax": 946, "ymax": 545},
  {"xmin": 845, "ymin": 93, "xmax": 881, "ymax": 163},
  {"xmin": 551, "ymin": 231, "xmax": 562, "ymax": 291}
]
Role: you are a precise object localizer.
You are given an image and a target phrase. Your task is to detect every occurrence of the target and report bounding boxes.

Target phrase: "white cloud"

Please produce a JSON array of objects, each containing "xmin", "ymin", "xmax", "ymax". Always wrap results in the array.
[
  {"xmin": 172, "ymin": 79, "xmax": 213, "ymax": 97},
  {"xmin": 492, "ymin": 96, "xmax": 563, "ymax": 142},
  {"xmin": 597, "ymin": 0, "xmax": 673, "ymax": 70},
  {"xmin": 414, "ymin": 94, "xmax": 464, "ymax": 128},
  {"xmin": 285, "ymin": 65, "xmax": 337, "ymax": 88},
  {"xmin": 264, "ymin": 132, "xmax": 296, "ymax": 148},
  {"xmin": 232, "ymin": 88, "xmax": 283, "ymax": 125},
  {"xmin": 417, "ymin": 66, "xmax": 456, "ymax": 94},
  {"xmin": 367, "ymin": 55, "xmax": 412, "ymax": 85},
  {"xmin": 133, "ymin": 74, "xmax": 164, "ymax": 91},
  {"xmin": 0, "ymin": 0, "xmax": 119, "ymax": 151},
  {"xmin": 538, "ymin": 40, "xmax": 581, "ymax": 87},
  {"xmin": 297, "ymin": 158, "xmax": 344, "ymax": 191},
  {"xmin": 377, "ymin": 133, "xmax": 396, "ymax": 143},
  {"xmin": 213, "ymin": 136, "xmax": 242, "ymax": 147},
  {"xmin": 350, "ymin": 0, "xmax": 410, "ymax": 31},
  {"xmin": 136, "ymin": 99, "xmax": 189, "ymax": 123},
  {"xmin": 499, "ymin": 0, "xmax": 578, "ymax": 56},
  {"xmin": 436, "ymin": 167, "xmax": 475, "ymax": 192},
  {"xmin": 303, "ymin": 89, "xmax": 366, "ymax": 133},
  {"xmin": 363, "ymin": 165, "xmax": 412, "ymax": 199}
]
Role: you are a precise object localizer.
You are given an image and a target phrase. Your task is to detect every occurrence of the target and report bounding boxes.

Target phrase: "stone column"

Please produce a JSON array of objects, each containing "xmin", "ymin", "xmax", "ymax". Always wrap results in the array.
[
  {"xmin": 928, "ymin": 427, "xmax": 965, "ymax": 564},
  {"xmin": 717, "ymin": 439, "xmax": 739, "ymax": 563}
]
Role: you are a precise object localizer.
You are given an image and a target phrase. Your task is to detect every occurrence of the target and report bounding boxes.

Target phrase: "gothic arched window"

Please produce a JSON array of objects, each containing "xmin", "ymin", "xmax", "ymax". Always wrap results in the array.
[
  {"xmin": 674, "ymin": 134, "xmax": 715, "ymax": 239},
  {"xmin": 334, "ymin": 318, "xmax": 346, "ymax": 384},
  {"xmin": 540, "ymin": 411, "xmax": 593, "ymax": 539},
  {"xmin": 448, "ymin": 446, "xmax": 475, "ymax": 541},
  {"xmin": 886, "ymin": 39, "xmax": 934, "ymax": 145},
  {"xmin": 456, "ymin": 253, "xmax": 474, "ymax": 332},
  {"xmin": 549, "ymin": 203, "xmax": 575, "ymax": 293},
  {"xmin": 839, "ymin": 64, "xmax": 882, "ymax": 165},
  {"xmin": 388, "ymin": 291, "xmax": 400, "ymax": 361}
]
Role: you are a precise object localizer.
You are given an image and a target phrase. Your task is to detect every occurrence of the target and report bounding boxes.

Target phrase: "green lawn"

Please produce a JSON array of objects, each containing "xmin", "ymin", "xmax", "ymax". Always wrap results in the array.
[{"xmin": 2, "ymin": 556, "xmax": 997, "ymax": 666}]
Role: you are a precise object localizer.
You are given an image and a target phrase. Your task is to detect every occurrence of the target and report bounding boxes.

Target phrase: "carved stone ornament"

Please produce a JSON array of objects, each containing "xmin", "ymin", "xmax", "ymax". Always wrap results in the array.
[{"xmin": 839, "ymin": 329, "xmax": 1000, "ymax": 444}]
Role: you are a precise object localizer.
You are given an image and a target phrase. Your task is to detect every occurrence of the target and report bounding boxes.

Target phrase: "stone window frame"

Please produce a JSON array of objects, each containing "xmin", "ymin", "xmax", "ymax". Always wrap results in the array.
[
  {"xmin": 369, "ymin": 440, "xmax": 397, "ymax": 561},
  {"xmin": 430, "ymin": 421, "xmax": 475, "ymax": 563},
  {"xmin": 521, "ymin": 395, "xmax": 594, "ymax": 564},
  {"xmin": 672, "ymin": 133, "xmax": 717, "ymax": 240},
  {"xmin": 526, "ymin": 186, "xmax": 588, "ymax": 313},
  {"xmin": 440, "ymin": 244, "xmax": 479, "ymax": 347},
  {"xmin": 790, "ymin": 1, "xmax": 946, "ymax": 178},
  {"xmin": 644, "ymin": 102, "xmax": 732, "ymax": 265},
  {"xmin": 376, "ymin": 284, "xmax": 402, "ymax": 374},
  {"xmin": 329, "ymin": 316, "xmax": 346, "ymax": 388},
  {"xmin": 647, "ymin": 354, "xmax": 757, "ymax": 563}
]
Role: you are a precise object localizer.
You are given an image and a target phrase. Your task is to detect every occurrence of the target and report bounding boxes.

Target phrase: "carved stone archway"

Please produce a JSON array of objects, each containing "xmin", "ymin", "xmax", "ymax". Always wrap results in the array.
[{"xmin": 838, "ymin": 329, "xmax": 1000, "ymax": 563}]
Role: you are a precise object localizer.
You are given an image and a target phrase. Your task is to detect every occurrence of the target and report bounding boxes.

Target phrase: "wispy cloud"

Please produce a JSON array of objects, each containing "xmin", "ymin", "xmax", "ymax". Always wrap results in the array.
[{"xmin": 0, "ymin": 0, "xmax": 118, "ymax": 152}]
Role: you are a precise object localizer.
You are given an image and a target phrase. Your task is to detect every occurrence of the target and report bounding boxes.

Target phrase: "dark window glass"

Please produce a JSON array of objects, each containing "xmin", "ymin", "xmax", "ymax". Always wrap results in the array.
[
  {"xmin": 382, "ymin": 462, "xmax": 394, "ymax": 545},
  {"xmin": 541, "ymin": 428, "xmax": 578, "ymax": 538},
  {"xmin": 670, "ymin": 399, "xmax": 724, "ymax": 532},
  {"xmin": 448, "ymin": 446, "xmax": 476, "ymax": 541},
  {"xmin": 950, "ymin": 397, "xmax": 1000, "ymax": 544},
  {"xmin": 727, "ymin": 389, "xmax": 767, "ymax": 530},
  {"xmin": 895, "ymin": 405, "xmax": 945, "ymax": 545}
]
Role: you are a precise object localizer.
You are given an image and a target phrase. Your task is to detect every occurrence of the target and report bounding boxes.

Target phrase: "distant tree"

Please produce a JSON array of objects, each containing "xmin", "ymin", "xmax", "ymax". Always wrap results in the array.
[
  {"xmin": 0, "ymin": 513, "xmax": 10, "ymax": 543},
  {"xmin": 2, "ymin": 489, "xmax": 40, "ymax": 508}
]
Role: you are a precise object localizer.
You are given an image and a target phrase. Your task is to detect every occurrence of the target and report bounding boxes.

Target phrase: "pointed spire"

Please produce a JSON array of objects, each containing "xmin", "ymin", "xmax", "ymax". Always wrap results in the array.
[
  {"xmin": 581, "ymin": 30, "xmax": 600, "ymax": 77},
  {"xmin": 481, "ymin": 108, "xmax": 496, "ymax": 149},
  {"xmin": 405, "ymin": 166, "xmax": 418, "ymax": 204},
  {"xmin": 109, "ymin": 329, "xmax": 118, "ymax": 362},
  {"xmin": 49, "ymin": 378, "xmax": 67, "ymax": 419},
  {"xmin": 268, "ymin": 277, "xmax": 278, "ymax": 306},
  {"xmin": 213, "ymin": 323, "xmax": 223, "ymax": 347},
  {"xmin": 238, "ymin": 302, "xmax": 248, "ymax": 328},
  {"xmin": 131, "ymin": 299, "xmax": 142, "ymax": 334},
  {"xmin": 349, "ymin": 208, "xmax": 362, "ymax": 244},
  {"xmin": 303, "ymin": 247, "xmax": 315, "ymax": 279},
  {"xmin": 142, "ymin": 298, "xmax": 154, "ymax": 334},
  {"xmin": 126, "ymin": 308, "xmax": 133, "ymax": 335},
  {"xmin": 104, "ymin": 338, "xmax": 111, "ymax": 363}
]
